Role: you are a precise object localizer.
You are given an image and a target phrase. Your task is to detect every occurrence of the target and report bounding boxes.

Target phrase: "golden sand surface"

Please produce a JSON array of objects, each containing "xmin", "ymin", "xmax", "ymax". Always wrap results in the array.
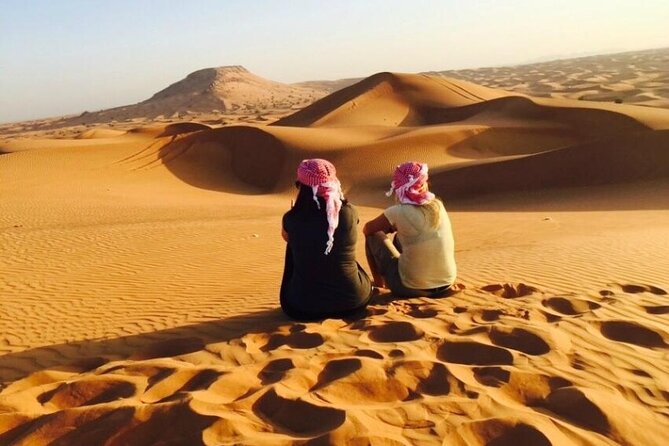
[
  {"xmin": 433, "ymin": 47, "xmax": 669, "ymax": 108},
  {"xmin": 1, "ymin": 71, "xmax": 669, "ymax": 445}
]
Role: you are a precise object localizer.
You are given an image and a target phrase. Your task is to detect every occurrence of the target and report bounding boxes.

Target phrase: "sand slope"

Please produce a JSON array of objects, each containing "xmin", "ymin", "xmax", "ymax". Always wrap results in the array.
[{"xmin": 1, "ymin": 72, "xmax": 669, "ymax": 445}]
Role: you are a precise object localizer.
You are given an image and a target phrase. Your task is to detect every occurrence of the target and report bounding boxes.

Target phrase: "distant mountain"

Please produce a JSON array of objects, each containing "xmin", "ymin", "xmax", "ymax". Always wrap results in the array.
[{"xmin": 65, "ymin": 66, "xmax": 330, "ymax": 125}]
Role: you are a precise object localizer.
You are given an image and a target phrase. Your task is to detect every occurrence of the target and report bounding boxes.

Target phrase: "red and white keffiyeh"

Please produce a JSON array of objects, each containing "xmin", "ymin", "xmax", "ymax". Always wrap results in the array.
[
  {"xmin": 297, "ymin": 159, "xmax": 344, "ymax": 255},
  {"xmin": 385, "ymin": 161, "xmax": 435, "ymax": 205}
]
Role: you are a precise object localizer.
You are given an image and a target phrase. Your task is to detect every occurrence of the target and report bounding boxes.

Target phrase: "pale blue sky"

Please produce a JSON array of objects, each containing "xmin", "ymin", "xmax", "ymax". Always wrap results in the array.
[{"xmin": 1, "ymin": 0, "xmax": 668, "ymax": 123}]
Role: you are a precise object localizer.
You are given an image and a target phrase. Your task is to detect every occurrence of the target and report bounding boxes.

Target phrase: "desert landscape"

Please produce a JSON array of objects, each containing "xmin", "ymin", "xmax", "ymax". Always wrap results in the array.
[{"xmin": 1, "ymin": 47, "xmax": 669, "ymax": 445}]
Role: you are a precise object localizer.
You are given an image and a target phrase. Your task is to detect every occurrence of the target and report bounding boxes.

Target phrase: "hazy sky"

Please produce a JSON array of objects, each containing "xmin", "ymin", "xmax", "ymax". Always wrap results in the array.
[{"xmin": 1, "ymin": 0, "xmax": 668, "ymax": 123}]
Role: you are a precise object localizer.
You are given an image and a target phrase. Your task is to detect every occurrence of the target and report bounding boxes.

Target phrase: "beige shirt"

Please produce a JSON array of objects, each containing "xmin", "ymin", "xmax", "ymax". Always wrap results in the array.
[{"xmin": 384, "ymin": 201, "xmax": 457, "ymax": 289}]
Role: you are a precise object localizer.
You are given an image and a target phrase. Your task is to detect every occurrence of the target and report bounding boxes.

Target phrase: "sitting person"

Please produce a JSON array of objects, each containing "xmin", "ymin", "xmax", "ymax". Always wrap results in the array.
[
  {"xmin": 280, "ymin": 159, "xmax": 373, "ymax": 320},
  {"xmin": 363, "ymin": 161, "xmax": 456, "ymax": 297}
]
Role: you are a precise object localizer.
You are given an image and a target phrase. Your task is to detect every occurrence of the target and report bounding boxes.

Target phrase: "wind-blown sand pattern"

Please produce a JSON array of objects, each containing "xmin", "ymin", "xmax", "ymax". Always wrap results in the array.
[
  {"xmin": 1, "ymin": 70, "xmax": 669, "ymax": 445},
  {"xmin": 433, "ymin": 47, "xmax": 669, "ymax": 109}
]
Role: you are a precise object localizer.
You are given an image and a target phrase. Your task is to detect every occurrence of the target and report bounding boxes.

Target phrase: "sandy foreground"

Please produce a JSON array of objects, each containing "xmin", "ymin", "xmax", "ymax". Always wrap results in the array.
[{"xmin": 1, "ymin": 74, "xmax": 669, "ymax": 445}]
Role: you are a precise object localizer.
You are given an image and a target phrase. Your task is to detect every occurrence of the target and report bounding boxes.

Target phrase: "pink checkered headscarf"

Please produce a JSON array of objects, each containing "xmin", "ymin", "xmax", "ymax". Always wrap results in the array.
[
  {"xmin": 297, "ymin": 159, "xmax": 344, "ymax": 255},
  {"xmin": 386, "ymin": 161, "xmax": 435, "ymax": 205}
]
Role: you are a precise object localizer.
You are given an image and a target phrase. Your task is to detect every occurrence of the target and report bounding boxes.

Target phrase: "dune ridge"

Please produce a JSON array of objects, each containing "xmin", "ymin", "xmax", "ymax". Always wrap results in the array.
[{"xmin": 2, "ymin": 70, "xmax": 669, "ymax": 444}]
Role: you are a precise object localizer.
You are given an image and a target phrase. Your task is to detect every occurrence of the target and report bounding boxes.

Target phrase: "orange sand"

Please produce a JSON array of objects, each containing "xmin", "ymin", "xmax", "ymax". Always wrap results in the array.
[{"xmin": 1, "ymin": 71, "xmax": 668, "ymax": 445}]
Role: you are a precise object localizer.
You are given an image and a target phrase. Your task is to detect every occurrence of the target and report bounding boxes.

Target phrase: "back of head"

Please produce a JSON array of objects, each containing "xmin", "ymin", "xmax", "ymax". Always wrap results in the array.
[
  {"xmin": 386, "ymin": 161, "xmax": 435, "ymax": 206},
  {"xmin": 292, "ymin": 183, "xmax": 326, "ymax": 213},
  {"xmin": 297, "ymin": 158, "xmax": 338, "ymax": 187},
  {"xmin": 386, "ymin": 161, "xmax": 442, "ymax": 228},
  {"xmin": 295, "ymin": 158, "xmax": 344, "ymax": 255}
]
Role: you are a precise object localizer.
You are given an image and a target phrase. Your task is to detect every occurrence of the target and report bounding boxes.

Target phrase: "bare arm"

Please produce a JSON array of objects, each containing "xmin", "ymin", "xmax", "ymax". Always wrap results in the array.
[{"xmin": 281, "ymin": 227, "xmax": 289, "ymax": 242}]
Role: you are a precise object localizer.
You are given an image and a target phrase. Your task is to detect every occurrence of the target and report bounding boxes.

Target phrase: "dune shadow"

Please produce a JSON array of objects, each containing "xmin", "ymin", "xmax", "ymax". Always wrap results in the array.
[
  {"xmin": 419, "ymin": 95, "xmax": 651, "ymax": 131},
  {"xmin": 156, "ymin": 122, "xmax": 212, "ymax": 137},
  {"xmin": 157, "ymin": 125, "xmax": 293, "ymax": 194},
  {"xmin": 425, "ymin": 128, "xmax": 669, "ymax": 211},
  {"xmin": 0, "ymin": 307, "xmax": 293, "ymax": 384}
]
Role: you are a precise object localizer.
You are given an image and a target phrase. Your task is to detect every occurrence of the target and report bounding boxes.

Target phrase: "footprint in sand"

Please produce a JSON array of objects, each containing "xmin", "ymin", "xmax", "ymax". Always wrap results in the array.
[
  {"xmin": 387, "ymin": 360, "xmax": 457, "ymax": 397},
  {"xmin": 111, "ymin": 400, "xmax": 218, "ymax": 445},
  {"xmin": 146, "ymin": 368, "xmax": 177, "ymax": 391},
  {"xmin": 644, "ymin": 305, "xmax": 669, "ymax": 315},
  {"xmin": 367, "ymin": 321, "xmax": 424, "ymax": 343},
  {"xmin": 538, "ymin": 387, "xmax": 610, "ymax": 435},
  {"xmin": 415, "ymin": 362, "xmax": 453, "ymax": 396},
  {"xmin": 474, "ymin": 367, "xmax": 572, "ymax": 406},
  {"xmin": 619, "ymin": 284, "xmax": 667, "ymax": 295},
  {"xmin": 480, "ymin": 309, "xmax": 503, "ymax": 321},
  {"xmin": 405, "ymin": 303, "xmax": 438, "ymax": 319},
  {"xmin": 437, "ymin": 341, "xmax": 513, "ymax": 365},
  {"xmin": 311, "ymin": 358, "xmax": 362, "ymax": 391},
  {"xmin": 481, "ymin": 283, "xmax": 539, "ymax": 298},
  {"xmin": 542, "ymin": 297, "xmax": 601, "ymax": 316},
  {"xmin": 489, "ymin": 327, "xmax": 550, "ymax": 356},
  {"xmin": 38, "ymin": 378, "xmax": 136, "ymax": 409},
  {"xmin": 473, "ymin": 367, "xmax": 511, "ymax": 388},
  {"xmin": 600, "ymin": 321, "xmax": 666, "ymax": 348},
  {"xmin": 43, "ymin": 407, "xmax": 137, "ymax": 445},
  {"xmin": 175, "ymin": 369, "xmax": 221, "ymax": 393},
  {"xmin": 141, "ymin": 368, "xmax": 222, "ymax": 404},
  {"xmin": 489, "ymin": 423, "xmax": 552, "ymax": 446},
  {"xmin": 262, "ymin": 328, "xmax": 324, "ymax": 352},
  {"xmin": 354, "ymin": 349, "xmax": 384, "ymax": 359},
  {"xmin": 468, "ymin": 419, "xmax": 551, "ymax": 446},
  {"xmin": 253, "ymin": 388, "xmax": 345, "ymax": 436},
  {"xmin": 9, "ymin": 401, "xmax": 218, "ymax": 445},
  {"xmin": 259, "ymin": 358, "xmax": 295, "ymax": 385},
  {"xmin": 469, "ymin": 309, "xmax": 504, "ymax": 324},
  {"xmin": 102, "ymin": 364, "xmax": 176, "ymax": 392},
  {"xmin": 389, "ymin": 349, "xmax": 405, "ymax": 358},
  {"xmin": 542, "ymin": 311, "xmax": 562, "ymax": 323}
]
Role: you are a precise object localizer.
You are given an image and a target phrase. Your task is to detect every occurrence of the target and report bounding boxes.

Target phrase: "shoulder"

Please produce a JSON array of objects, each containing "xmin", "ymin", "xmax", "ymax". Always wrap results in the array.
[
  {"xmin": 338, "ymin": 202, "xmax": 358, "ymax": 223},
  {"xmin": 341, "ymin": 201, "xmax": 356, "ymax": 214},
  {"xmin": 384, "ymin": 203, "xmax": 412, "ymax": 218},
  {"xmin": 383, "ymin": 204, "xmax": 399, "ymax": 222},
  {"xmin": 383, "ymin": 204, "xmax": 401, "ymax": 215}
]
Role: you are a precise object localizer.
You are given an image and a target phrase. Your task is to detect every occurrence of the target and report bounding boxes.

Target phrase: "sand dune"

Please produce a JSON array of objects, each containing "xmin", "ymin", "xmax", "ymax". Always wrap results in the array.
[
  {"xmin": 435, "ymin": 47, "xmax": 669, "ymax": 109},
  {"xmin": 272, "ymin": 73, "xmax": 510, "ymax": 127},
  {"xmin": 130, "ymin": 74, "xmax": 669, "ymax": 203},
  {"xmin": 1, "ymin": 71, "xmax": 669, "ymax": 445}
]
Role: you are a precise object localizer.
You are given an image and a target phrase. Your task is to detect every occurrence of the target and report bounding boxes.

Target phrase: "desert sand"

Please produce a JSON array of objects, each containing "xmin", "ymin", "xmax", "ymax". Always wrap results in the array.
[
  {"xmin": 1, "ymin": 67, "xmax": 669, "ymax": 445},
  {"xmin": 433, "ymin": 47, "xmax": 669, "ymax": 109}
]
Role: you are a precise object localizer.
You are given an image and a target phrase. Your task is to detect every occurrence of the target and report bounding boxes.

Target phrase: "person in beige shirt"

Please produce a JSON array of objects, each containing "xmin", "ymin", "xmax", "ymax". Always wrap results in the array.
[{"xmin": 363, "ymin": 161, "xmax": 456, "ymax": 297}]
